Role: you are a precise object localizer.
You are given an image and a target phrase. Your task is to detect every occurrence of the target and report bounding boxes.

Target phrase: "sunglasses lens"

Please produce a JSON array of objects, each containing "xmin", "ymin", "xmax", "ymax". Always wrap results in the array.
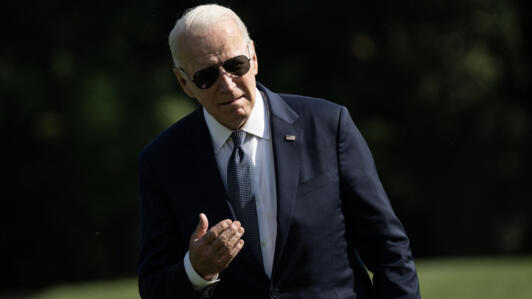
[
  {"xmin": 193, "ymin": 67, "xmax": 219, "ymax": 89},
  {"xmin": 192, "ymin": 55, "xmax": 251, "ymax": 89},
  {"xmin": 223, "ymin": 55, "xmax": 250, "ymax": 76}
]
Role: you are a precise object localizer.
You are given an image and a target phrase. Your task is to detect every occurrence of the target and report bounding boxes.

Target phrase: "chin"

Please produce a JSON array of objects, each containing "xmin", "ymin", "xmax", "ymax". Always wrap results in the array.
[{"xmin": 227, "ymin": 113, "xmax": 249, "ymax": 130}]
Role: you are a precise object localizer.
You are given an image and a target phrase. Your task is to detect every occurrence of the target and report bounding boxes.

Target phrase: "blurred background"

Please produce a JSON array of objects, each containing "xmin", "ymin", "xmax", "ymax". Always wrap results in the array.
[{"xmin": 2, "ymin": 0, "xmax": 531, "ymax": 298}]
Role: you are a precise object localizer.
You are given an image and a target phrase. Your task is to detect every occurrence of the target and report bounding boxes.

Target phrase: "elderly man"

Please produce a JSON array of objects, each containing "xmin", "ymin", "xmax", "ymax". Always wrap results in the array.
[{"xmin": 138, "ymin": 4, "xmax": 420, "ymax": 299}]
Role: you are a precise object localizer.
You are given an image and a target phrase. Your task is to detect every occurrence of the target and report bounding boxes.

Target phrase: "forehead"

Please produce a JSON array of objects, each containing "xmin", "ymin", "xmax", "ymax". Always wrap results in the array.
[{"xmin": 178, "ymin": 18, "xmax": 246, "ymax": 70}]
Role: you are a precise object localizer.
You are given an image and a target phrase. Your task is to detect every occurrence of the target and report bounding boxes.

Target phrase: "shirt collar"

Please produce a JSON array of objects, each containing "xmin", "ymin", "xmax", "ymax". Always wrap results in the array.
[{"xmin": 203, "ymin": 88, "xmax": 270, "ymax": 152}]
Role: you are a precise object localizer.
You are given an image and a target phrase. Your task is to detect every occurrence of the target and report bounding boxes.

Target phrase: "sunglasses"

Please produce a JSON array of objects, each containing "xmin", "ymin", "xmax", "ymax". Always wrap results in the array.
[{"xmin": 179, "ymin": 46, "xmax": 252, "ymax": 89}]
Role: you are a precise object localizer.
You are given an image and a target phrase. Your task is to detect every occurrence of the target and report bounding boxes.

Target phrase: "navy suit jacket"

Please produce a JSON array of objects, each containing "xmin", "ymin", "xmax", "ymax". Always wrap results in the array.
[{"xmin": 138, "ymin": 83, "xmax": 420, "ymax": 299}]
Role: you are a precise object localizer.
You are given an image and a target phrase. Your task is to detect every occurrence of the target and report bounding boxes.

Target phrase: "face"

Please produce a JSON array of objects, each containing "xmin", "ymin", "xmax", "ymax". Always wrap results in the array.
[{"xmin": 174, "ymin": 18, "xmax": 258, "ymax": 130}]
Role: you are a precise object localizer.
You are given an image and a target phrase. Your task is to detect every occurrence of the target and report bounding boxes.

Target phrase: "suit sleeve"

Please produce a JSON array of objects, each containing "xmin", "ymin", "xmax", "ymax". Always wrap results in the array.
[
  {"xmin": 137, "ymin": 152, "xmax": 200, "ymax": 299},
  {"xmin": 337, "ymin": 106, "xmax": 421, "ymax": 299}
]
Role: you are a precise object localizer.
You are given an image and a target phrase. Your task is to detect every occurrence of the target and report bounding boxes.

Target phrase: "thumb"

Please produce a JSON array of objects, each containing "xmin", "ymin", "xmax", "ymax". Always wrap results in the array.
[{"xmin": 192, "ymin": 213, "xmax": 209, "ymax": 242}]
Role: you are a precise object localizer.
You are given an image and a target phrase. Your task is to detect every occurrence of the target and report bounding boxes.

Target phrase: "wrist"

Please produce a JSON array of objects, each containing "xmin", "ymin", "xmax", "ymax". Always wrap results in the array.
[
  {"xmin": 184, "ymin": 251, "xmax": 220, "ymax": 289},
  {"xmin": 201, "ymin": 273, "xmax": 215, "ymax": 281}
]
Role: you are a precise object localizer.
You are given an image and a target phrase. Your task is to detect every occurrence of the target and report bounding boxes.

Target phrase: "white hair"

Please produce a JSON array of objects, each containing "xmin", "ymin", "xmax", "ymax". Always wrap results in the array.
[{"xmin": 168, "ymin": 4, "xmax": 251, "ymax": 67}]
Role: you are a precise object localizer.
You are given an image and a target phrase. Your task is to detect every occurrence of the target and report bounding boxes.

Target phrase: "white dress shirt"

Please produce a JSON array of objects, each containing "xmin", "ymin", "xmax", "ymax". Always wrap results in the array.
[{"xmin": 184, "ymin": 89, "xmax": 278, "ymax": 288}]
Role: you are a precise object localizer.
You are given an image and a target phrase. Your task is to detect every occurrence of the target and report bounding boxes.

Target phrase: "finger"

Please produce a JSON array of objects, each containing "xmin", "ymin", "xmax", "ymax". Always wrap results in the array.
[
  {"xmin": 198, "ymin": 221, "xmax": 241, "ymax": 266},
  {"xmin": 213, "ymin": 223, "xmax": 244, "ymax": 252},
  {"xmin": 217, "ymin": 239, "xmax": 245, "ymax": 268},
  {"xmin": 201, "ymin": 219, "xmax": 232, "ymax": 244},
  {"xmin": 191, "ymin": 213, "xmax": 209, "ymax": 242},
  {"xmin": 226, "ymin": 226, "xmax": 244, "ymax": 247}
]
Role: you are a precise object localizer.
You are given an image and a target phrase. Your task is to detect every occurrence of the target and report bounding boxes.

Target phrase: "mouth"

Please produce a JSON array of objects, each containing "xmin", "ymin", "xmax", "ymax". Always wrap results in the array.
[{"xmin": 221, "ymin": 96, "xmax": 244, "ymax": 105}]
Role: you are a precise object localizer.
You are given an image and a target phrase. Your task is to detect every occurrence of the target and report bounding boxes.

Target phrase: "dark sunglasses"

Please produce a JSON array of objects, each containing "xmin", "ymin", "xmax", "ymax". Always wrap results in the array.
[{"xmin": 180, "ymin": 55, "xmax": 251, "ymax": 89}]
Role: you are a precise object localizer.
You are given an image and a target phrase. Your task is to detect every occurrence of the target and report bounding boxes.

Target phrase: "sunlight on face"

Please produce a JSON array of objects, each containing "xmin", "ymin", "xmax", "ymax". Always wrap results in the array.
[{"xmin": 176, "ymin": 17, "xmax": 258, "ymax": 130}]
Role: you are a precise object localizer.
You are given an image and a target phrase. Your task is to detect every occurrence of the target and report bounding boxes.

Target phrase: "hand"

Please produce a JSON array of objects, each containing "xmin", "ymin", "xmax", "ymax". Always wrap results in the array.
[{"xmin": 189, "ymin": 213, "xmax": 245, "ymax": 281}]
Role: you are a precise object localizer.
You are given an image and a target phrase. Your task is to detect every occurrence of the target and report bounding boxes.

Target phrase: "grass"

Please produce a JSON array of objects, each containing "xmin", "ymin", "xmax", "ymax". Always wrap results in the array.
[
  {"xmin": 31, "ymin": 278, "xmax": 140, "ymax": 299},
  {"xmin": 29, "ymin": 257, "xmax": 532, "ymax": 299},
  {"xmin": 417, "ymin": 256, "xmax": 532, "ymax": 299}
]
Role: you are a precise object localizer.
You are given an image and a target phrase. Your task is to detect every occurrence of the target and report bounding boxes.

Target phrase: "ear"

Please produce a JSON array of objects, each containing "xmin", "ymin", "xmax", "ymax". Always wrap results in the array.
[
  {"xmin": 173, "ymin": 68, "xmax": 196, "ymax": 99},
  {"xmin": 250, "ymin": 40, "xmax": 258, "ymax": 76}
]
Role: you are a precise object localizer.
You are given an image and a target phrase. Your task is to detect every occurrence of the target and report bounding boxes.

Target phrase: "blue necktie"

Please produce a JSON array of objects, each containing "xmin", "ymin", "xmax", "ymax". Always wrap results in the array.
[{"xmin": 227, "ymin": 130, "xmax": 263, "ymax": 265}]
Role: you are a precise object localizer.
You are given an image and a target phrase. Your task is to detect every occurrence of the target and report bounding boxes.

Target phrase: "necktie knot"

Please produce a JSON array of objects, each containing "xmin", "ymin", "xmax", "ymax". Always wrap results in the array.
[{"xmin": 231, "ymin": 130, "xmax": 246, "ymax": 147}]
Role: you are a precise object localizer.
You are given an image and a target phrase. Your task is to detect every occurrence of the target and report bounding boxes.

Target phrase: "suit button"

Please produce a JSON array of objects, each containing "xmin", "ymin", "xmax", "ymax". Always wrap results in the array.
[{"xmin": 270, "ymin": 288, "xmax": 280, "ymax": 299}]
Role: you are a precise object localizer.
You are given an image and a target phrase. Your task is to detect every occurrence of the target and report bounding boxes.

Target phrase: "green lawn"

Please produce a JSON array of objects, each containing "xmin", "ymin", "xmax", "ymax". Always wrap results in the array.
[
  {"xmin": 416, "ymin": 257, "xmax": 532, "ymax": 299},
  {"xmin": 31, "ymin": 278, "xmax": 140, "ymax": 299},
  {"xmin": 30, "ymin": 257, "xmax": 532, "ymax": 299}
]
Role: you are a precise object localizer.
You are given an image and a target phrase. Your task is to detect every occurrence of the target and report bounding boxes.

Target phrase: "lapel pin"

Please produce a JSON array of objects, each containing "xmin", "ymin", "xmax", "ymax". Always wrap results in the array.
[{"xmin": 285, "ymin": 135, "xmax": 296, "ymax": 141}]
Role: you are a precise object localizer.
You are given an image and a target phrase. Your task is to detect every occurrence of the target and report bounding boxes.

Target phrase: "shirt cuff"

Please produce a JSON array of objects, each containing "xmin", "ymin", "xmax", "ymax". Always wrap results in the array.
[{"xmin": 184, "ymin": 251, "xmax": 220, "ymax": 290}]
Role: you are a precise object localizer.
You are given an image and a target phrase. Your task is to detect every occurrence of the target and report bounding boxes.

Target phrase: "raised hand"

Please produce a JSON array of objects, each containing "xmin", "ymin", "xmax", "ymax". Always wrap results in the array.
[{"xmin": 189, "ymin": 213, "xmax": 245, "ymax": 280}]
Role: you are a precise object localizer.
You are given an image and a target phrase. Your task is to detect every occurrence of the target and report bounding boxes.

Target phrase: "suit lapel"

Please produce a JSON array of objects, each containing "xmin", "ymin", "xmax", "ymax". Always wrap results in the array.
[
  {"xmin": 182, "ymin": 109, "xmax": 236, "ymax": 226},
  {"xmin": 259, "ymin": 84, "xmax": 301, "ymax": 281}
]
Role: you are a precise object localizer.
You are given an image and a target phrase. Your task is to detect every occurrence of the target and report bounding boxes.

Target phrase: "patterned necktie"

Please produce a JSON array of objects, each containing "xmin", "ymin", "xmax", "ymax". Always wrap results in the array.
[{"xmin": 227, "ymin": 130, "xmax": 263, "ymax": 265}]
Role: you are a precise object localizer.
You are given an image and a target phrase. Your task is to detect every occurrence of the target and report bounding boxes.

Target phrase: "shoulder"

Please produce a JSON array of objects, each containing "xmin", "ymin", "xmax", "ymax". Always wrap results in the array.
[
  {"xmin": 276, "ymin": 93, "xmax": 349, "ymax": 130},
  {"xmin": 139, "ymin": 107, "xmax": 203, "ymax": 162},
  {"xmin": 258, "ymin": 82, "xmax": 345, "ymax": 119},
  {"xmin": 279, "ymin": 93, "xmax": 343, "ymax": 113}
]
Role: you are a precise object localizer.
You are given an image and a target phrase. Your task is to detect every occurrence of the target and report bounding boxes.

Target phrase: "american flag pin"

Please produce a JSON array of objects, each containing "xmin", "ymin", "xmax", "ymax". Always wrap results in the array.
[{"xmin": 285, "ymin": 135, "xmax": 296, "ymax": 141}]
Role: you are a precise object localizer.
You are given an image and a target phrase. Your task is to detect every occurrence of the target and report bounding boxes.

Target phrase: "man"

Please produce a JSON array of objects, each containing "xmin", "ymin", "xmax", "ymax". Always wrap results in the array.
[{"xmin": 138, "ymin": 4, "xmax": 420, "ymax": 299}]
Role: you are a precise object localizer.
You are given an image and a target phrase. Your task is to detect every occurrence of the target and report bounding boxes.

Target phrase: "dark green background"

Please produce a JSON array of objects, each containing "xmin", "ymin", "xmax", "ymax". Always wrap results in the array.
[{"xmin": 2, "ymin": 0, "xmax": 531, "ymax": 292}]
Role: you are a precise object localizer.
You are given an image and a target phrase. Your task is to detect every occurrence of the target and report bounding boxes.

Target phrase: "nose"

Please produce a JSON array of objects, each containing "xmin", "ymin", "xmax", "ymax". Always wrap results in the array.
[{"xmin": 217, "ymin": 66, "xmax": 237, "ymax": 91}]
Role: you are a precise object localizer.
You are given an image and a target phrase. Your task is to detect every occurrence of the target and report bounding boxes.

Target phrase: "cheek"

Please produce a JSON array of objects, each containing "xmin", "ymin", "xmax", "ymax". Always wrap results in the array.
[
  {"xmin": 240, "ymin": 76, "xmax": 256, "ymax": 95},
  {"xmin": 195, "ymin": 92, "xmax": 215, "ymax": 108}
]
